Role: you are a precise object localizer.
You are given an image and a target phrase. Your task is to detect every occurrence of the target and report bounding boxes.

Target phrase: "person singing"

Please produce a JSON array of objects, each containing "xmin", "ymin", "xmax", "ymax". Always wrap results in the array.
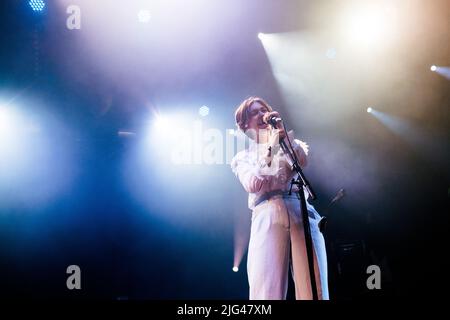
[{"xmin": 231, "ymin": 96, "xmax": 329, "ymax": 300}]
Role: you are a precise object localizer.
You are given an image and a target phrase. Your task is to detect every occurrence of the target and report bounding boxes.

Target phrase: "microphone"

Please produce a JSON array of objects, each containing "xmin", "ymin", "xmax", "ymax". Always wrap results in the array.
[{"xmin": 263, "ymin": 114, "xmax": 282, "ymax": 127}]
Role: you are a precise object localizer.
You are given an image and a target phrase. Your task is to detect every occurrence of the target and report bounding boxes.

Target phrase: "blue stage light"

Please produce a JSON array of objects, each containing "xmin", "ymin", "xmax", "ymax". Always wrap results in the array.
[
  {"xmin": 29, "ymin": 0, "xmax": 46, "ymax": 12},
  {"xmin": 198, "ymin": 106, "xmax": 209, "ymax": 117}
]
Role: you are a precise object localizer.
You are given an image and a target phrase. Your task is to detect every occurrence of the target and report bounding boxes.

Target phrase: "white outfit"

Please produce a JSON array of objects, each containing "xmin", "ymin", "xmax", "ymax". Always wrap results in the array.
[{"xmin": 231, "ymin": 132, "xmax": 329, "ymax": 300}]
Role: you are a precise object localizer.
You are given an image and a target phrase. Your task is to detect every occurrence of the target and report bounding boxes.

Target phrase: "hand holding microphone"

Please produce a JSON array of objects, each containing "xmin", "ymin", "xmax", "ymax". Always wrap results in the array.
[{"xmin": 263, "ymin": 111, "xmax": 286, "ymax": 140}]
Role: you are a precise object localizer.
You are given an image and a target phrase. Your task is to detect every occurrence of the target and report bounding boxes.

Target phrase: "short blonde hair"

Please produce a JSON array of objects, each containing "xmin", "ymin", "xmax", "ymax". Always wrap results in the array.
[{"xmin": 234, "ymin": 96, "xmax": 272, "ymax": 132}]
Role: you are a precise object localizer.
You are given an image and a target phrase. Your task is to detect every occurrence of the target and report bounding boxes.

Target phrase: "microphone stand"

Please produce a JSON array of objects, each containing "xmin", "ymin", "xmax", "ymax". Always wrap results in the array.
[{"xmin": 275, "ymin": 121, "xmax": 319, "ymax": 300}]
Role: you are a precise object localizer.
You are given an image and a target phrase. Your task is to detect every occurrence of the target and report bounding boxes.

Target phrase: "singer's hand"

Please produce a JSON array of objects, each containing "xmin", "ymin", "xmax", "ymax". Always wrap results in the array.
[
  {"xmin": 263, "ymin": 111, "xmax": 282, "ymax": 128},
  {"xmin": 263, "ymin": 111, "xmax": 286, "ymax": 139}
]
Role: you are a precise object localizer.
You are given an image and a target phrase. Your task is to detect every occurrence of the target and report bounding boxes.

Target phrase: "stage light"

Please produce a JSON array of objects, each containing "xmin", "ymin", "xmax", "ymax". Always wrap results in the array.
[
  {"xmin": 341, "ymin": 5, "xmax": 394, "ymax": 48},
  {"xmin": 118, "ymin": 131, "xmax": 135, "ymax": 137},
  {"xmin": 348, "ymin": 14, "xmax": 382, "ymax": 44},
  {"xmin": 0, "ymin": 107, "xmax": 16, "ymax": 138},
  {"xmin": 0, "ymin": 103, "xmax": 77, "ymax": 207},
  {"xmin": 232, "ymin": 266, "xmax": 238, "ymax": 272},
  {"xmin": 147, "ymin": 112, "xmax": 194, "ymax": 164},
  {"xmin": 29, "ymin": 0, "xmax": 45, "ymax": 12},
  {"xmin": 258, "ymin": 33, "xmax": 265, "ymax": 40},
  {"xmin": 153, "ymin": 114, "xmax": 170, "ymax": 133},
  {"xmin": 367, "ymin": 107, "xmax": 373, "ymax": 113},
  {"xmin": 138, "ymin": 10, "xmax": 151, "ymax": 23},
  {"xmin": 198, "ymin": 106, "xmax": 209, "ymax": 117},
  {"xmin": 0, "ymin": 106, "xmax": 31, "ymax": 159},
  {"xmin": 0, "ymin": 106, "xmax": 41, "ymax": 151},
  {"xmin": 432, "ymin": 66, "xmax": 450, "ymax": 80}
]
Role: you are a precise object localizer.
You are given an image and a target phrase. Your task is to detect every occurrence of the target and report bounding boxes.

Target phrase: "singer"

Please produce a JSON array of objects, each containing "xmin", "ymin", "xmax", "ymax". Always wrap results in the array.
[{"xmin": 231, "ymin": 96, "xmax": 329, "ymax": 300}]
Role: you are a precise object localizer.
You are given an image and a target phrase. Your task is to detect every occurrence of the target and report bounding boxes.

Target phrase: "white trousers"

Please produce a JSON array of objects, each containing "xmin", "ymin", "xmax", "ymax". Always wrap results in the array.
[{"xmin": 247, "ymin": 195, "xmax": 329, "ymax": 300}]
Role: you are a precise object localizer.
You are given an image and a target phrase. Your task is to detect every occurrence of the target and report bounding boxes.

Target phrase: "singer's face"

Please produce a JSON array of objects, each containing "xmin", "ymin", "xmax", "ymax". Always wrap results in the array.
[{"xmin": 246, "ymin": 102, "xmax": 270, "ymax": 135}]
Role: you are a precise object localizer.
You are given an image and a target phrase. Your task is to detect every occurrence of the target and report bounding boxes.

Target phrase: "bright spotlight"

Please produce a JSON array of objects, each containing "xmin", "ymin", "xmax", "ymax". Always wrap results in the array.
[
  {"xmin": 29, "ymin": 0, "xmax": 46, "ymax": 12},
  {"xmin": 430, "ymin": 65, "xmax": 437, "ymax": 72},
  {"xmin": 138, "ymin": 10, "xmax": 151, "ymax": 23},
  {"xmin": 198, "ymin": 106, "xmax": 209, "ymax": 117},
  {"xmin": 367, "ymin": 107, "xmax": 373, "ymax": 113},
  {"xmin": 258, "ymin": 33, "xmax": 265, "ymax": 40},
  {"xmin": 153, "ymin": 114, "xmax": 170, "ymax": 133},
  {"xmin": 0, "ymin": 107, "xmax": 29, "ymax": 156},
  {"xmin": 349, "ymin": 14, "xmax": 382, "ymax": 43},
  {"xmin": 232, "ymin": 266, "xmax": 239, "ymax": 272},
  {"xmin": 342, "ymin": 5, "xmax": 394, "ymax": 47},
  {"xmin": 0, "ymin": 108, "xmax": 16, "ymax": 137},
  {"xmin": 0, "ymin": 107, "xmax": 41, "ymax": 142}
]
